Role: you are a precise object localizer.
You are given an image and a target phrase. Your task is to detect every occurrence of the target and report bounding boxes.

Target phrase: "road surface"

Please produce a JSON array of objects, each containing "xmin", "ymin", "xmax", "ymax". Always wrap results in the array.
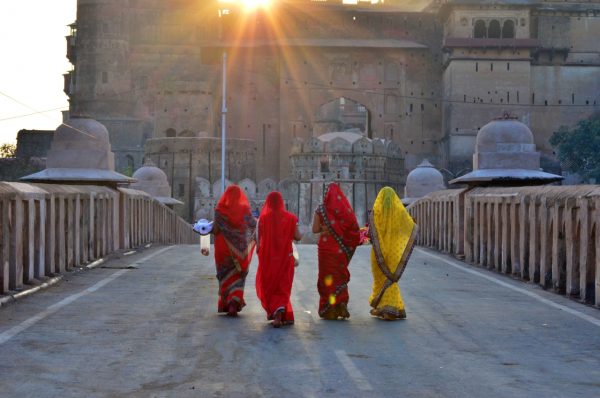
[{"xmin": 1, "ymin": 244, "xmax": 600, "ymax": 397}]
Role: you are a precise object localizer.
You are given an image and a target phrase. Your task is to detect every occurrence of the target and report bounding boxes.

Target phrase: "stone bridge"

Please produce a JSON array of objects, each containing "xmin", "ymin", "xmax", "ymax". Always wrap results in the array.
[
  {"xmin": 1, "ymin": 182, "xmax": 600, "ymax": 397},
  {"xmin": 408, "ymin": 185, "xmax": 600, "ymax": 307},
  {"xmin": 0, "ymin": 182, "xmax": 196, "ymax": 294}
]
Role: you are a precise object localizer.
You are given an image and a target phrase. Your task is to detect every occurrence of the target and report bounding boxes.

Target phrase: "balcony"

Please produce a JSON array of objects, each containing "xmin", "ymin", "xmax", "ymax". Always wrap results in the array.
[
  {"xmin": 63, "ymin": 71, "xmax": 75, "ymax": 96},
  {"xmin": 443, "ymin": 38, "xmax": 540, "ymax": 50},
  {"xmin": 66, "ymin": 34, "xmax": 76, "ymax": 63}
]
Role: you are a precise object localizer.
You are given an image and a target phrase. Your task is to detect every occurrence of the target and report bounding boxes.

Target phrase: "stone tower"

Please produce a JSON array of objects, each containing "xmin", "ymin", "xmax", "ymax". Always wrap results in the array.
[
  {"xmin": 69, "ymin": 0, "xmax": 149, "ymax": 174},
  {"xmin": 438, "ymin": 0, "xmax": 600, "ymax": 174},
  {"xmin": 439, "ymin": 0, "xmax": 536, "ymax": 173}
]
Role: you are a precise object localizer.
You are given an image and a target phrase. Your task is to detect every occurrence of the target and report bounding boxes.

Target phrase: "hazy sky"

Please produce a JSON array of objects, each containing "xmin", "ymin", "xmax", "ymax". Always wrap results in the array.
[{"xmin": 0, "ymin": 1, "xmax": 76, "ymax": 144}]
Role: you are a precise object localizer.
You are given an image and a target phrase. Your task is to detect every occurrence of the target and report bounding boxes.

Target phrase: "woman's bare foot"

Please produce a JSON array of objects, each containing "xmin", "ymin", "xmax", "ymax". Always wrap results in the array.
[{"xmin": 227, "ymin": 302, "xmax": 238, "ymax": 317}]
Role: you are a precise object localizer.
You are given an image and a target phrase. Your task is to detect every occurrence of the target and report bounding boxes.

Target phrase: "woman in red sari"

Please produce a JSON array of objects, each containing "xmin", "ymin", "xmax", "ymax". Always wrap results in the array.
[
  {"xmin": 312, "ymin": 183, "xmax": 360, "ymax": 320},
  {"xmin": 212, "ymin": 185, "xmax": 257, "ymax": 317},
  {"xmin": 255, "ymin": 191, "xmax": 303, "ymax": 328}
]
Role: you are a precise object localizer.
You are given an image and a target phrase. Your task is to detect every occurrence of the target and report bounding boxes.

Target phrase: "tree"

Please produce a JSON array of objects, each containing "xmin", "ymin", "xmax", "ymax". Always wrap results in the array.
[
  {"xmin": 550, "ymin": 113, "xmax": 600, "ymax": 183},
  {"xmin": 0, "ymin": 143, "xmax": 16, "ymax": 158}
]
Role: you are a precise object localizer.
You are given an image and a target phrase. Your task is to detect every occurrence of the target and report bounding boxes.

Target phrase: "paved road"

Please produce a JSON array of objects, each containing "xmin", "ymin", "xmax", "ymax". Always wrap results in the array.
[{"xmin": 1, "ymin": 244, "xmax": 600, "ymax": 398}]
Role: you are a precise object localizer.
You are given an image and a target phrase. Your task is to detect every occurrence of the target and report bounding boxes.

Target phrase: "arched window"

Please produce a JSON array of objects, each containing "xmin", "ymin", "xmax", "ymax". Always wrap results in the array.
[
  {"xmin": 488, "ymin": 20, "xmax": 501, "ymax": 39},
  {"xmin": 474, "ymin": 20, "xmax": 487, "ymax": 38},
  {"xmin": 165, "ymin": 128, "xmax": 176, "ymax": 137},
  {"xmin": 502, "ymin": 20, "xmax": 515, "ymax": 38},
  {"xmin": 320, "ymin": 157, "xmax": 330, "ymax": 173}
]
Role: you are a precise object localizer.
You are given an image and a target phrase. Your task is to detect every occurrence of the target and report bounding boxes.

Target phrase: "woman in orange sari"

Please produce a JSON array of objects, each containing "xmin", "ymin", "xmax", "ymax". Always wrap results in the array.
[
  {"xmin": 312, "ymin": 183, "xmax": 360, "ymax": 320},
  {"xmin": 212, "ymin": 185, "xmax": 257, "ymax": 316},
  {"xmin": 255, "ymin": 191, "xmax": 303, "ymax": 328}
]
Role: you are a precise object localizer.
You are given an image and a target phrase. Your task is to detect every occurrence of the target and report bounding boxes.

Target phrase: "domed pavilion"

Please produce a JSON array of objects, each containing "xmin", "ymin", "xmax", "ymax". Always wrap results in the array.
[
  {"xmin": 450, "ymin": 115, "xmax": 562, "ymax": 186},
  {"xmin": 22, "ymin": 117, "xmax": 134, "ymax": 186}
]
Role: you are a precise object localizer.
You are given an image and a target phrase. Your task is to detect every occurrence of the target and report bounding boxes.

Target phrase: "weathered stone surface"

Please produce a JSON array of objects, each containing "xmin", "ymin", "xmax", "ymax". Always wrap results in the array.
[
  {"xmin": 238, "ymin": 178, "xmax": 257, "ymax": 200},
  {"xmin": 408, "ymin": 185, "xmax": 600, "ymax": 306}
]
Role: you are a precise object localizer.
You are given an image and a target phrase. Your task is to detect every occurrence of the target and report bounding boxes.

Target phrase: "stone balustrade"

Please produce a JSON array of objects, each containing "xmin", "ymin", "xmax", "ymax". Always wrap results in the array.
[
  {"xmin": 0, "ymin": 182, "xmax": 197, "ymax": 295},
  {"xmin": 408, "ymin": 186, "xmax": 600, "ymax": 307}
]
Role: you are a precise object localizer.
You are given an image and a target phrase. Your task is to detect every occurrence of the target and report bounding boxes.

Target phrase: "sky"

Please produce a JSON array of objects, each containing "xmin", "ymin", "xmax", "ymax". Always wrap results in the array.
[{"xmin": 0, "ymin": 1, "xmax": 76, "ymax": 144}]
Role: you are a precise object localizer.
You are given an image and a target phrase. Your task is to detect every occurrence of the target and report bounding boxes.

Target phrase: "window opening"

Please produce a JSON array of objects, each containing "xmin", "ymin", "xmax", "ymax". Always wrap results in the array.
[
  {"xmin": 474, "ymin": 20, "xmax": 486, "ymax": 38},
  {"xmin": 502, "ymin": 20, "xmax": 515, "ymax": 38},
  {"xmin": 488, "ymin": 20, "xmax": 501, "ymax": 38}
]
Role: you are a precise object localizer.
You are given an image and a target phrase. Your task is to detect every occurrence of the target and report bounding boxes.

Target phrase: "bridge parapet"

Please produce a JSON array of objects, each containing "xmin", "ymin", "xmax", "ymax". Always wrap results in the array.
[
  {"xmin": 408, "ymin": 186, "xmax": 600, "ymax": 307},
  {"xmin": 0, "ymin": 183, "xmax": 197, "ymax": 295}
]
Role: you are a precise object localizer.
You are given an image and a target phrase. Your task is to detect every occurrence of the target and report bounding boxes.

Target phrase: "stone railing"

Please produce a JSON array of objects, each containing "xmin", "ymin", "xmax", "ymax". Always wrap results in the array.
[
  {"xmin": 408, "ymin": 186, "xmax": 600, "ymax": 307},
  {"xmin": 0, "ymin": 182, "xmax": 197, "ymax": 294}
]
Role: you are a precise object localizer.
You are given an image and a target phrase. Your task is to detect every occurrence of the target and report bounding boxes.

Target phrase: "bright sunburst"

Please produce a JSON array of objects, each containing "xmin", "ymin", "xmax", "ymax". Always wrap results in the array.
[
  {"xmin": 219, "ymin": 0, "xmax": 272, "ymax": 11},
  {"xmin": 241, "ymin": 0, "xmax": 271, "ymax": 11}
]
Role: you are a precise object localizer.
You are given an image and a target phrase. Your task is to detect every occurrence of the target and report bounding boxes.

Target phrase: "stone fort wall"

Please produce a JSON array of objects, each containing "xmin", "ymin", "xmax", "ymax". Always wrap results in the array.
[{"xmin": 65, "ymin": 0, "xmax": 600, "ymax": 207}]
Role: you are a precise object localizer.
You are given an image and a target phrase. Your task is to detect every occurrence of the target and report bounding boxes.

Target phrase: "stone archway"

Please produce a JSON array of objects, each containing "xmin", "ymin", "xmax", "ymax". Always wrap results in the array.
[{"xmin": 313, "ymin": 97, "xmax": 372, "ymax": 138}]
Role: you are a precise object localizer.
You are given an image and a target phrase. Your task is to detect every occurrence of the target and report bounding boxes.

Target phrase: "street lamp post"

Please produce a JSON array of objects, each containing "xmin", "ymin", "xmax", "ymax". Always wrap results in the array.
[{"xmin": 221, "ymin": 51, "xmax": 227, "ymax": 195}]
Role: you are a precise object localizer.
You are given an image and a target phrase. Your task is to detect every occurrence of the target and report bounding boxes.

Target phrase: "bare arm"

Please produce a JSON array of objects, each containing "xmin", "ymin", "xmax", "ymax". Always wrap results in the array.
[
  {"xmin": 293, "ymin": 225, "xmax": 303, "ymax": 241},
  {"xmin": 311, "ymin": 213, "xmax": 321, "ymax": 234},
  {"xmin": 311, "ymin": 213, "xmax": 329, "ymax": 236},
  {"xmin": 212, "ymin": 222, "xmax": 220, "ymax": 235}
]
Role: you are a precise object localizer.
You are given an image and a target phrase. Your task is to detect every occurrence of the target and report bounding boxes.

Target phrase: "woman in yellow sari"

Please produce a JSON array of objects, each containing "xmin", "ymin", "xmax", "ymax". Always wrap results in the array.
[{"xmin": 368, "ymin": 187, "xmax": 418, "ymax": 320}]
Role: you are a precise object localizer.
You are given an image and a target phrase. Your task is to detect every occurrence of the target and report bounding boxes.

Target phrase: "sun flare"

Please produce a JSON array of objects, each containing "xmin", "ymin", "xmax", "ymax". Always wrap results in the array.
[
  {"xmin": 242, "ymin": 0, "xmax": 272, "ymax": 11},
  {"xmin": 219, "ymin": 0, "xmax": 272, "ymax": 11}
]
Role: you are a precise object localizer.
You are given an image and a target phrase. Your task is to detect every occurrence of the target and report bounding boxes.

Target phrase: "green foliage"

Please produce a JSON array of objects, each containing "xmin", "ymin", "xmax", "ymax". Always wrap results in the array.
[
  {"xmin": 122, "ymin": 165, "xmax": 134, "ymax": 177},
  {"xmin": 550, "ymin": 113, "xmax": 600, "ymax": 182},
  {"xmin": 0, "ymin": 143, "xmax": 16, "ymax": 158}
]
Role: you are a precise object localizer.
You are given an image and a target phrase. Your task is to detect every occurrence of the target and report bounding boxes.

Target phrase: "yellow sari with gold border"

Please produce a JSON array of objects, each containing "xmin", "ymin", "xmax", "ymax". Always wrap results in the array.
[{"xmin": 368, "ymin": 187, "xmax": 418, "ymax": 320}]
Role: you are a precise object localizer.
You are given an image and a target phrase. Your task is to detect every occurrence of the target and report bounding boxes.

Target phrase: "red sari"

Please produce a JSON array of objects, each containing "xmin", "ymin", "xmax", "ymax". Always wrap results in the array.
[
  {"xmin": 213, "ymin": 185, "xmax": 256, "ymax": 314},
  {"xmin": 316, "ymin": 183, "xmax": 360, "ymax": 319},
  {"xmin": 256, "ymin": 192, "xmax": 298, "ymax": 324}
]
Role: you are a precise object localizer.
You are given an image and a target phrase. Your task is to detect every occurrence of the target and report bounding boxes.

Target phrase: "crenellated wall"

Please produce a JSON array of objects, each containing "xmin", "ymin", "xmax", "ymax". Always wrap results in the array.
[
  {"xmin": 408, "ymin": 186, "xmax": 600, "ymax": 307},
  {"xmin": 0, "ymin": 182, "xmax": 197, "ymax": 295}
]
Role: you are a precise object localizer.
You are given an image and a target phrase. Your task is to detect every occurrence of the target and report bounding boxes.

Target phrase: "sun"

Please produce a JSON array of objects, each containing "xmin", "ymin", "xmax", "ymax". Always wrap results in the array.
[
  {"xmin": 240, "ymin": 0, "xmax": 272, "ymax": 11},
  {"xmin": 218, "ymin": 0, "xmax": 272, "ymax": 12}
]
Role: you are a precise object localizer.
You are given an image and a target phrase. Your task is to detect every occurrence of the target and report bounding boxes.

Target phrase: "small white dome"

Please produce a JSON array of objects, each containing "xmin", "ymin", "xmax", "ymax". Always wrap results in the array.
[
  {"xmin": 405, "ymin": 159, "xmax": 445, "ymax": 199},
  {"xmin": 132, "ymin": 161, "xmax": 169, "ymax": 183},
  {"xmin": 131, "ymin": 159, "xmax": 179, "ymax": 203}
]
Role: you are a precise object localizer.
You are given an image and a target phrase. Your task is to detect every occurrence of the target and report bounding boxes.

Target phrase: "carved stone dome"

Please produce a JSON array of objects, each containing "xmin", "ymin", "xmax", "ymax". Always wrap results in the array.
[
  {"xmin": 404, "ymin": 159, "xmax": 445, "ymax": 199},
  {"xmin": 131, "ymin": 159, "xmax": 182, "ymax": 205},
  {"xmin": 132, "ymin": 162, "xmax": 168, "ymax": 183},
  {"xmin": 450, "ymin": 115, "xmax": 562, "ymax": 186},
  {"xmin": 476, "ymin": 118, "xmax": 535, "ymax": 153},
  {"xmin": 54, "ymin": 118, "xmax": 111, "ymax": 145},
  {"xmin": 21, "ymin": 117, "xmax": 134, "ymax": 184}
]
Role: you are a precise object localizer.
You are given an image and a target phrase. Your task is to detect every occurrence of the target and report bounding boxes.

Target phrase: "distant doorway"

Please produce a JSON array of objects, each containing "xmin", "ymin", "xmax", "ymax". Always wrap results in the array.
[{"xmin": 314, "ymin": 97, "xmax": 371, "ymax": 138}]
